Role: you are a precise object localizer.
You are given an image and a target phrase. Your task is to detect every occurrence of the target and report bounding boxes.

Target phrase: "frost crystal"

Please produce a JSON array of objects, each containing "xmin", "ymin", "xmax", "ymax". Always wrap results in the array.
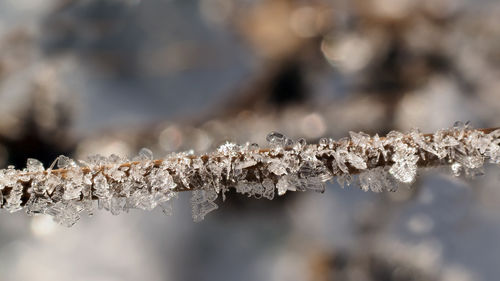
[
  {"xmin": 26, "ymin": 158, "xmax": 44, "ymax": 172},
  {"xmin": 359, "ymin": 167, "xmax": 392, "ymax": 192},
  {"xmin": 347, "ymin": 153, "xmax": 367, "ymax": 170},
  {"xmin": 266, "ymin": 132, "xmax": 286, "ymax": 146},
  {"xmin": 389, "ymin": 143, "xmax": 419, "ymax": 183},
  {"xmin": 56, "ymin": 155, "xmax": 76, "ymax": 169},
  {"xmin": 276, "ymin": 177, "xmax": 292, "ymax": 196},
  {"xmin": 134, "ymin": 148, "xmax": 154, "ymax": 161},
  {"xmin": 191, "ymin": 189, "xmax": 218, "ymax": 222},
  {"xmin": 0, "ymin": 124, "xmax": 498, "ymax": 226}
]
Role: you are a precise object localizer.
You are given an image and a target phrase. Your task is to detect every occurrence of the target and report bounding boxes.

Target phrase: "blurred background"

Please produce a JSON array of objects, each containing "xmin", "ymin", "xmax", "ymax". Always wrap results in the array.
[{"xmin": 0, "ymin": 0, "xmax": 500, "ymax": 280}]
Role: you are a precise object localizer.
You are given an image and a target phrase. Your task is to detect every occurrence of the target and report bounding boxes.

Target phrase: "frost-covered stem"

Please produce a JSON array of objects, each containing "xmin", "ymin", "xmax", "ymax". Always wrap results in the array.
[
  {"xmin": 15, "ymin": 127, "xmax": 500, "ymax": 187},
  {"xmin": 0, "ymin": 124, "xmax": 499, "ymax": 226}
]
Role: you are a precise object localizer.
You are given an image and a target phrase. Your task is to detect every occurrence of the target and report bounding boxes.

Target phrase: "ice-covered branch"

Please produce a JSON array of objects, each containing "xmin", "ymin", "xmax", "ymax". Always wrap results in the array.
[{"xmin": 0, "ymin": 123, "xmax": 499, "ymax": 226}]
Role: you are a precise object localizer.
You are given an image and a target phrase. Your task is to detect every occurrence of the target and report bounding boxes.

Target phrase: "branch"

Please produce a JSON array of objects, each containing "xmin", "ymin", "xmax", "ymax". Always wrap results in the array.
[{"xmin": 1, "ymin": 123, "xmax": 499, "ymax": 226}]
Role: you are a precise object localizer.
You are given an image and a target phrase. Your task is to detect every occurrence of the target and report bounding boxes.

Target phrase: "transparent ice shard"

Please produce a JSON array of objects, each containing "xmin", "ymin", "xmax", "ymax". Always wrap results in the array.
[
  {"xmin": 347, "ymin": 153, "xmax": 367, "ymax": 170},
  {"xmin": 56, "ymin": 155, "xmax": 76, "ymax": 169},
  {"xmin": 301, "ymin": 176, "xmax": 326, "ymax": 193},
  {"xmin": 93, "ymin": 172, "xmax": 111, "ymax": 203},
  {"xmin": 268, "ymin": 159, "xmax": 287, "ymax": 176},
  {"xmin": 47, "ymin": 202, "xmax": 83, "ymax": 227},
  {"xmin": 110, "ymin": 197, "xmax": 127, "ymax": 215},
  {"xmin": 336, "ymin": 173, "xmax": 353, "ymax": 188},
  {"xmin": 148, "ymin": 168, "xmax": 177, "ymax": 191},
  {"xmin": 349, "ymin": 131, "xmax": 371, "ymax": 151},
  {"xmin": 191, "ymin": 189, "xmax": 218, "ymax": 222},
  {"xmin": 235, "ymin": 180, "xmax": 266, "ymax": 199},
  {"xmin": 134, "ymin": 148, "xmax": 154, "ymax": 161},
  {"xmin": 359, "ymin": 167, "xmax": 386, "ymax": 192},
  {"xmin": 26, "ymin": 158, "xmax": 44, "ymax": 173}
]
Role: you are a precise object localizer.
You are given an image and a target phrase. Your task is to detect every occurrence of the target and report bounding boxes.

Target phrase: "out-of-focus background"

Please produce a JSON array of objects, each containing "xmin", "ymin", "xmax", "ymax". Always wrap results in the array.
[{"xmin": 0, "ymin": 0, "xmax": 500, "ymax": 280}]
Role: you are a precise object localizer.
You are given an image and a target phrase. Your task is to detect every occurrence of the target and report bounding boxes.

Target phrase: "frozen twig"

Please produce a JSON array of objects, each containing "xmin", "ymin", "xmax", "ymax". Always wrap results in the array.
[{"xmin": 0, "ymin": 123, "xmax": 499, "ymax": 226}]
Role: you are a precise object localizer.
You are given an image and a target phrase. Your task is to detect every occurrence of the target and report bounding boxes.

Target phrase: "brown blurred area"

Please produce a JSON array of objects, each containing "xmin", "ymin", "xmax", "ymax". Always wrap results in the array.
[{"xmin": 0, "ymin": 0, "xmax": 500, "ymax": 280}]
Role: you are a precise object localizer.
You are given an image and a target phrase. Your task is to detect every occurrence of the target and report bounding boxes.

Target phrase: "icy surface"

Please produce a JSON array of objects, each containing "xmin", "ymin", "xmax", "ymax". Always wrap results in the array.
[{"xmin": 0, "ymin": 124, "xmax": 498, "ymax": 226}]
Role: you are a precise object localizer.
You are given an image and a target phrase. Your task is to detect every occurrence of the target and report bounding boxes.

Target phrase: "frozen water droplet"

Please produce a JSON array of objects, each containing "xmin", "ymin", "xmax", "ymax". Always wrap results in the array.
[
  {"xmin": 266, "ymin": 132, "xmax": 286, "ymax": 146},
  {"xmin": 285, "ymin": 138, "xmax": 295, "ymax": 147}
]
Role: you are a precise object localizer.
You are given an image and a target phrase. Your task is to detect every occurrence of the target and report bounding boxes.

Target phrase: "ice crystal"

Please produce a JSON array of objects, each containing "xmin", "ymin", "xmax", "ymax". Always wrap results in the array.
[
  {"xmin": 359, "ymin": 167, "xmax": 396, "ymax": 193},
  {"xmin": 266, "ymin": 131, "xmax": 286, "ymax": 146},
  {"xmin": 347, "ymin": 153, "xmax": 367, "ymax": 170},
  {"xmin": 56, "ymin": 155, "xmax": 76, "ymax": 169},
  {"xmin": 4, "ymin": 183, "xmax": 23, "ymax": 213},
  {"xmin": 0, "ymin": 123, "xmax": 498, "ymax": 226},
  {"xmin": 134, "ymin": 148, "xmax": 154, "ymax": 161},
  {"xmin": 191, "ymin": 189, "xmax": 218, "ymax": 222},
  {"xmin": 26, "ymin": 158, "xmax": 44, "ymax": 172},
  {"xmin": 389, "ymin": 142, "xmax": 419, "ymax": 183}
]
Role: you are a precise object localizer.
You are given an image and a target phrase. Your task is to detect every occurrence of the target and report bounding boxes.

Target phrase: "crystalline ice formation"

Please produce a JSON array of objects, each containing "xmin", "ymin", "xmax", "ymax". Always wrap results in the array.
[
  {"xmin": 266, "ymin": 131, "xmax": 287, "ymax": 147},
  {"xmin": 26, "ymin": 158, "xmax": 44, "ymax": 172},
  {"xmin": 389, "ymin": 142, "xmax": 419, "ymax": 183},
  {"xmin": 191, "ymin": 189, "xmax": 218, "ymax": 222},
  {"xmin": 0, "ymin": 124, "xmax": 498, "ymax": 226},
  {"xmin": 359, "ymin": 167, "xmax": 392, "ymax": 192}
]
